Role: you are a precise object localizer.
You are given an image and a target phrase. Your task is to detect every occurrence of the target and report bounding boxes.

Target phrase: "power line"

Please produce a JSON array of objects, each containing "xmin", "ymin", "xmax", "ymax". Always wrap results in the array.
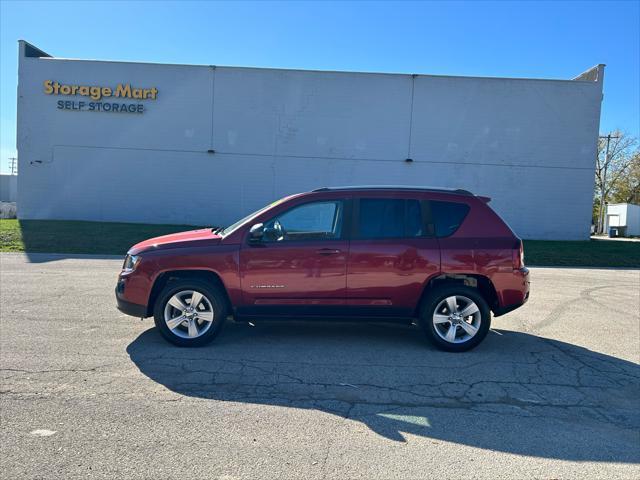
[{"xmin": 8, "ymin": 157, "xmax": 17, "ymax": 175}]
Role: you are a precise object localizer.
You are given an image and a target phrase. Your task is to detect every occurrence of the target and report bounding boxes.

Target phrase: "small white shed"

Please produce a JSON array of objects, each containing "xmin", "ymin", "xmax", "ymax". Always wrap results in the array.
[
  {"xmin": 605, "ymin": 203, "xmax": 640, "ymax": 236},
  {"xmin": 0, "ymin": 174, "xmax": 18, "ymax": 202}
]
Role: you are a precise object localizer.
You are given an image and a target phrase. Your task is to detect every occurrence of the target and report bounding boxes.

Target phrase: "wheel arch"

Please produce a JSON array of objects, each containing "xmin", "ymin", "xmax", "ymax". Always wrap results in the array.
[
  {"xmin": 146, "ymin": 269, "xmax": 232, "ymax": 317},
  {"xmin": 414, "ymin": 273, "xmax": 499, "ymax": 317}
]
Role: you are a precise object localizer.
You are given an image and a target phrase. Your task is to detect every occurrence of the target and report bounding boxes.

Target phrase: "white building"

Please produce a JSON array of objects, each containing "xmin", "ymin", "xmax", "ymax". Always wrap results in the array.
[
  {"xmin": 605, "ymin": 203, "xmax": 640, "ymax": 237},
  {"xmin": 0, "ymin": 174, "xmax": 18, "ymax": 202},
  {"xmin": 16, "ymin": 40, "xmax": 604, "ymax": 239}
]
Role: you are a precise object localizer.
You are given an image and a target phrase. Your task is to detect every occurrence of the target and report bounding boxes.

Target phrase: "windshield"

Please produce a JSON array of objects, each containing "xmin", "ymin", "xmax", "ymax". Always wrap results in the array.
[{"xmin": 219, "ymin": 196, "xmax": 292, "ymax": 237}]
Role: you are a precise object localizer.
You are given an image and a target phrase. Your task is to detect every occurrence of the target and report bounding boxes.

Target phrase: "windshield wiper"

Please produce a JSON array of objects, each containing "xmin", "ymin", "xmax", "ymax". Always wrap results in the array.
[{"xmin": 211, "ymin": 226, "xmax": 225, "ymax": 235}]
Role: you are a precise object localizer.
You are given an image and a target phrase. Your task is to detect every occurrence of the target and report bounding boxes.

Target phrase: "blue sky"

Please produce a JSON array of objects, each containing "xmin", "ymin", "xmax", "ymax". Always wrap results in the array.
[{"xmin": 1, "ymin": 0, "xmax": 638, "ymax": 173}]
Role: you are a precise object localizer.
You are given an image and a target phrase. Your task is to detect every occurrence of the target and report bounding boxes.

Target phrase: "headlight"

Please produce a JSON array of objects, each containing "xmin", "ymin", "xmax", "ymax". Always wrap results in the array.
[{"xmin": 122, "ymin": 254, "xmax": 141, "ymax": 272}]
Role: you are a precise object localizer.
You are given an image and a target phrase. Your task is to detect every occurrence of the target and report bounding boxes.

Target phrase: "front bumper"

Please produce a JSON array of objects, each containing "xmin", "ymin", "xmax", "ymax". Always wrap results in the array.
[{"xmin": 116, "ymin": 279, "xmax": 147, "ymax": 318}]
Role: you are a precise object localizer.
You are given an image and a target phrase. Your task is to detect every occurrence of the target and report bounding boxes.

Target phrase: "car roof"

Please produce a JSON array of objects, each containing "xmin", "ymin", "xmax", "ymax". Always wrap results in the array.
[{"xmin": 311, "ymin": 185, "xmax": 474, "ymax": 196}]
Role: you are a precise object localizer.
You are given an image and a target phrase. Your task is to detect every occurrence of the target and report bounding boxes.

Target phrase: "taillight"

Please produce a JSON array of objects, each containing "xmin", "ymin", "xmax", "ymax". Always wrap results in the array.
[{"xmin": 513, "ymin": 240, "xmax": 525, "ymax": 269}]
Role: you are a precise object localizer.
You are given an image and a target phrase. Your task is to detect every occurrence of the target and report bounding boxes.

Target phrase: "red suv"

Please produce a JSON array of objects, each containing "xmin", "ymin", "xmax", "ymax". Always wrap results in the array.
[{"xmin": 116, "ymin": 186, "xmax": 529, "ymax": 352}]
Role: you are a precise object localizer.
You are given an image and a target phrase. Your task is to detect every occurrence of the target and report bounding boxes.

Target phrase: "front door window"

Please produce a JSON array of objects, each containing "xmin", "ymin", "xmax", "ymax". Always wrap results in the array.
[{"xmin": 263, "ymin": 201, "xmax": 343, "ymax": 242}]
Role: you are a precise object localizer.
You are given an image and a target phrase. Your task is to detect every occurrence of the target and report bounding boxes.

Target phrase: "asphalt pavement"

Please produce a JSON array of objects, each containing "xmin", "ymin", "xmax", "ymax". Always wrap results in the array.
[{"xmin": 1, "ymin": 253, "xmax": 639, "ymax": 479}]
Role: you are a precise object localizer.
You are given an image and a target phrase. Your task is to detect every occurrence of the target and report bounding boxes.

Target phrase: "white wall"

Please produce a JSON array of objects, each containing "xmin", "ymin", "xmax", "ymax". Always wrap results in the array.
[
  {"xmin": 17, "ymin": 41, "xmax": 604, "ymax": 239},
  {"xmin": 629, "ymin": 204, "xmax": 640, "ymax": 236}
]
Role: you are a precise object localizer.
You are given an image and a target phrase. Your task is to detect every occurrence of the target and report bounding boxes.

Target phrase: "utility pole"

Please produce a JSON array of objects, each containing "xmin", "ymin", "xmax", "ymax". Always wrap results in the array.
[
  {"xmin": 597, "ymin": 134, "xmax": 620, "ymax": 234},
  {"xmin": 8, "ymin": 157, "xmax": 17, "ymax": 175}
]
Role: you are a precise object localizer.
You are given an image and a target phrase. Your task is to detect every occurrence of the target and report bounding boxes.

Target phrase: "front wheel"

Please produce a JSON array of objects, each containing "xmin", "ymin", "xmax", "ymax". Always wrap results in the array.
[
  {"xmin": 419, "ymin": 285, "xmax": 491, "ymax": 352},
  {"xmin": 153, "ymin": 280, "xmax": 228, "ymax": 347}
]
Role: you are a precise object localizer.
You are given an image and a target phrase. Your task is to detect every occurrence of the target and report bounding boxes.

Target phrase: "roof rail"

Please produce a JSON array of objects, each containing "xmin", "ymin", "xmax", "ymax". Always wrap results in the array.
[{"xmin": 311, "ymin": 185, "xmax": 474, "ymax": 196}]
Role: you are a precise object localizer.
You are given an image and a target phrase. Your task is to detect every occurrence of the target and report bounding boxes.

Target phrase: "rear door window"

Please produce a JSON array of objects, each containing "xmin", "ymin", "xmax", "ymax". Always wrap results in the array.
[
  {"xmin": 405, "ymin": 199, "xmax": 424, "ymax": 237},
  {"xmin": 356, "ymin": 198, "xmax": 425, "ymax": 239},
  {"xmin": 430, "ymin": 201, "xmax": 470, "ymax": 237}
]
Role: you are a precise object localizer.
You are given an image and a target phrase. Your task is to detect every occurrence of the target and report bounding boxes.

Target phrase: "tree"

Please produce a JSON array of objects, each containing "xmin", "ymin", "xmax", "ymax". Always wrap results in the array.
[
  {"xmin": 594, "ymin": 131, "xmax": 638, "ymax": 233},
  {"xmin": 609, "ymin": 151, "xmax": 640, "ymax": 204}
]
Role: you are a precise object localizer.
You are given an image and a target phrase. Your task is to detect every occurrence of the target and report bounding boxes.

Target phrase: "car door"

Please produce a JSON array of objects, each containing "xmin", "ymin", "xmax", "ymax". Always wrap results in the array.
[
  {"xmin": 239, "ymin": 199, "xmax": 349, "ymax": 316},
  {"xmin": 346, "ymin": 196, "xmax": 440, "ymax": 316}
]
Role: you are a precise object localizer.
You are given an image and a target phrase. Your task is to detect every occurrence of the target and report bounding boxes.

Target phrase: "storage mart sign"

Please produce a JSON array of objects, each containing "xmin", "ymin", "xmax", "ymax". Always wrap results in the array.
[{"xmin": 43, "ymin": 80, "xmax": 158, "ymax": 114}]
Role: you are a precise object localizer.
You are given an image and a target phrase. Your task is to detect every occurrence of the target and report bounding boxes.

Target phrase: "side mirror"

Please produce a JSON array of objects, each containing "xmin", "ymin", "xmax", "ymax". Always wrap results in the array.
[{"xmin": 249, "ymin": 223, "xmax": 264, "ymax": 242}]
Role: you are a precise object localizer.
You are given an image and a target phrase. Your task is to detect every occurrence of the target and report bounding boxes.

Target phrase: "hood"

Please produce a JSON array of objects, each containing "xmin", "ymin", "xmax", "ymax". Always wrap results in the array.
[{"xmin": 128, "ymin": 228, "xmax": 222, "ymax": 255}]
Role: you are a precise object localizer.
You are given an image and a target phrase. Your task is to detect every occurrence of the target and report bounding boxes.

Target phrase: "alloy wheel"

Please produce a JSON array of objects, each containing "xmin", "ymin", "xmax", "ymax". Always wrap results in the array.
[
  {"xmin": 163, "ymin": 290, "xmax": 215, "ymax": 339},
  {"xmin": 432, "ymin": 295, "xmax": 481, "ymax": 344}
]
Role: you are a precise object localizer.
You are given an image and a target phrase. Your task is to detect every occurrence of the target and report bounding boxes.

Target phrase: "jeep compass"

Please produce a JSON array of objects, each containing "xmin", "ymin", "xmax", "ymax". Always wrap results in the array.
[{"xmin": 116, "ymin": 186, "xmax": 529, "ymax": 352}]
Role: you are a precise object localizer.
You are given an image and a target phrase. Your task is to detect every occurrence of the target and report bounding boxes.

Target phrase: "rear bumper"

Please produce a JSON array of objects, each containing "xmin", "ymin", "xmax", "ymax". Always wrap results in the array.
[
  {"xmin": 493, "ymin": 267, "xmax": 530, "ymax": 317},
  {"xmin": 493, "ymin": 296, "xmax": 528, "ymax": 317},
  {"xmin": 116, "ymin": 286, "xmax": 147, "ymax": 318}
]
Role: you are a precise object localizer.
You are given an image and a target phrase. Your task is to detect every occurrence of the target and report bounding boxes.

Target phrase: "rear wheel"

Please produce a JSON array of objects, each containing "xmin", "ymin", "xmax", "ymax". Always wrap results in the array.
[
  {"xmin": 419, "ymin": 285, "xmax": 491, "ymax": 352},
  {"xmin": 153, "ymin": 280, "xmax": 228, "ymax": 347}
]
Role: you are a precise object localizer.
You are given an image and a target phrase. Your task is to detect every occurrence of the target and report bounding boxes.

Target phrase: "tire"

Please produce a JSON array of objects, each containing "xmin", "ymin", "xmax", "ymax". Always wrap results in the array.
[
  {"xmin": 153, "ymin": 279, "xmax": 228, "ymax": 347},
  {"xmin": 419, "ymin": 284, "xmax": 491, "ymax": 352}
]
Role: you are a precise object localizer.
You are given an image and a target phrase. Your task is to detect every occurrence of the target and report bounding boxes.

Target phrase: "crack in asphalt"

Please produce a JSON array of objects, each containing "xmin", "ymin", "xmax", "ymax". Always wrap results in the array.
[
  {"xmin": 0, "ymin": 365, "xmax": 116, "ymax": 374},
  {"xmin": 531, "ymin": 283, "xmax": 636, "ymax": 332}
]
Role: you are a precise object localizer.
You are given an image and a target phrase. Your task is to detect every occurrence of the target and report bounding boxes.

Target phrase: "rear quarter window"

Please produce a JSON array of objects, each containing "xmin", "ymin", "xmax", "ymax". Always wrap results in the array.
[{"xmin": 430, "ymin": 201, "xmax": 470, "ymax": 237}]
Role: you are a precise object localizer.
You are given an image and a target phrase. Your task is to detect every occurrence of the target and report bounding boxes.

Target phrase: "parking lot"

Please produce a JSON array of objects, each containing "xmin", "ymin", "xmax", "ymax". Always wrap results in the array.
[{"xmin": 1, "ymin": 252, "xmax": 638, "ymax": 479}]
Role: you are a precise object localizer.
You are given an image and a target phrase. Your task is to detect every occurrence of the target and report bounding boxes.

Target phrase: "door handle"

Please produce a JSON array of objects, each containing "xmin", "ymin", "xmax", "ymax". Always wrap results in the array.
[{"xmin": 316, "ymin": 248, "xmax": 341, "ymax": 255}]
